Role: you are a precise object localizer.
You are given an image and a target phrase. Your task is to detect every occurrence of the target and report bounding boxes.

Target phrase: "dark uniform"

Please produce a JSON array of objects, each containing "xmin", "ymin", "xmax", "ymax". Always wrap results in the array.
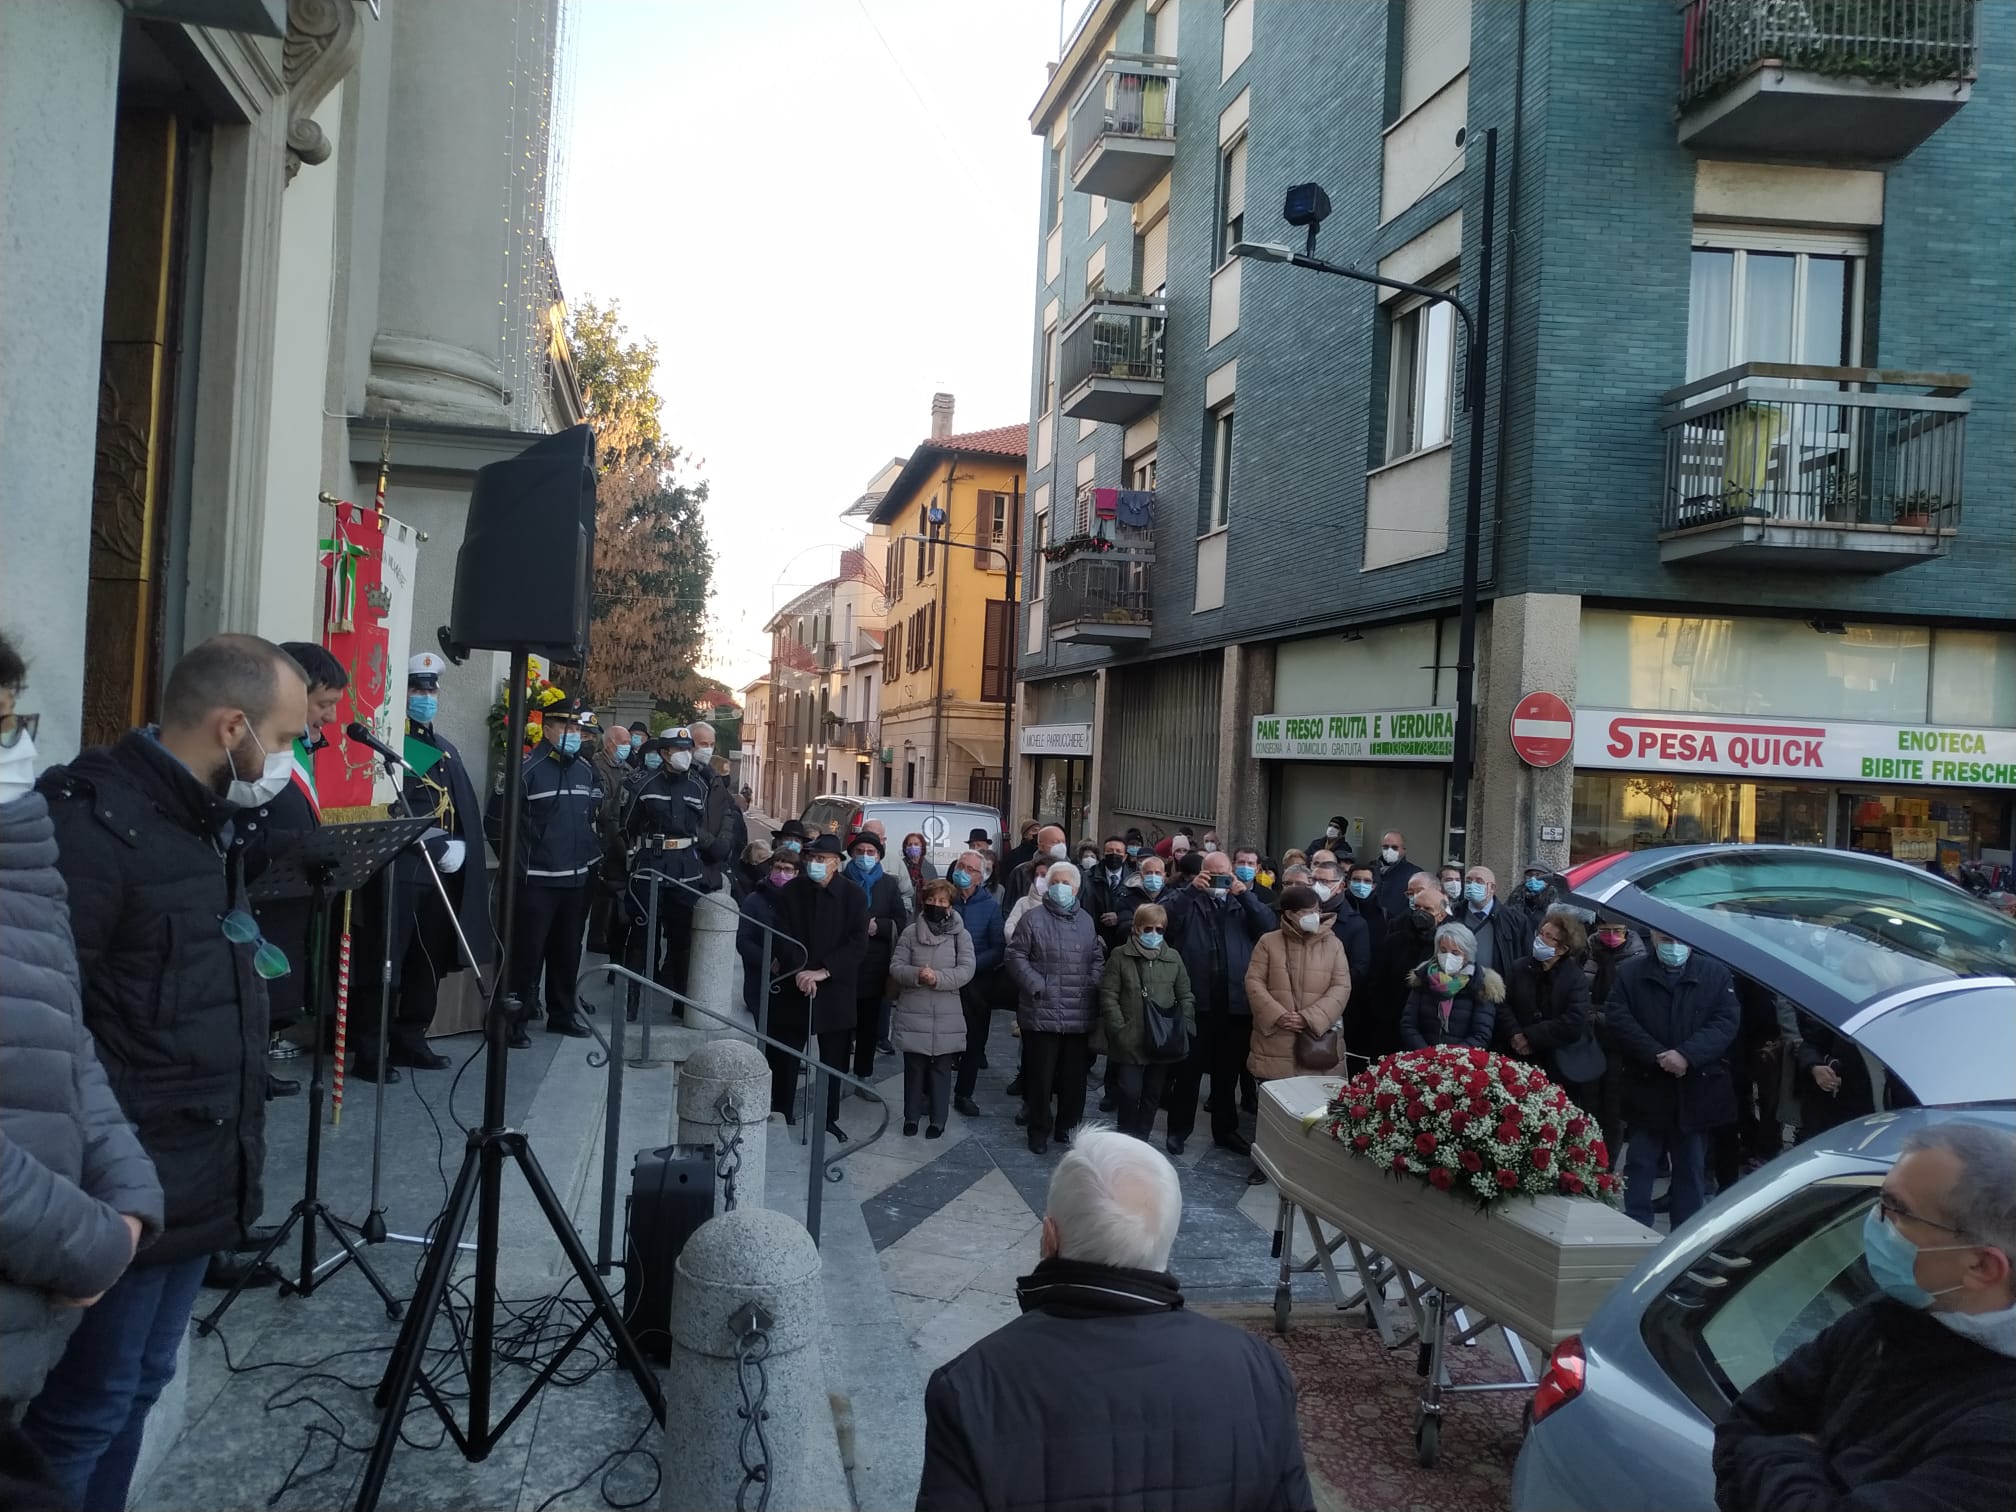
[
  {"xmin": 508, "ymin": 698, "xmax": 602, "ymax": 1037},
  {"xmin": 624, "ymin": 729, "xmax": 709, "ymax": 1000}
]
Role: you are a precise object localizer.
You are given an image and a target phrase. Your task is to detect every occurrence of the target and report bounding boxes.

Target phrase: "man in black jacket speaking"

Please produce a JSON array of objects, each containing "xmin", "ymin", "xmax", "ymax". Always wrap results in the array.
[
  {"xmin": 918, "ymin": 1128, "xmax": 1313, "ymax": 1512},
  {"xmin": 27, "ymin": 634, "xmax": 306, "ymax": 1511},
  {"xmin": 1713, "ymin": 1120, "xmax": 2016, "ymax": 1511}
]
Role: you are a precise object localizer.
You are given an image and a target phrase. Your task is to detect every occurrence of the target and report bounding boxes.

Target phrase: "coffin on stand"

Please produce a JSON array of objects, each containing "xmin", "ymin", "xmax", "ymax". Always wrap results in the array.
[{"xmin": 1254, "ymin": 1076, "xmax": 1661, "ymax": 1347}]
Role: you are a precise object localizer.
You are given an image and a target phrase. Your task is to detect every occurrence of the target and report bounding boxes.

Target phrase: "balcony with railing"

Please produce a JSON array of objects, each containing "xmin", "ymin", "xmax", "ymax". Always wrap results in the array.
[
  {"xmin": 1059, "ymin": 293, "xmax": 1165, "ymax": 425},
  {"xmin": 831, "ymin": 719, "xmax": 872, "ymax": 752},
  {"xmin": 1675, "ymin": 0, "xmax": 1976, "ymax": 158},
  {"xmin": 1658, "ymin": 363, "xmax": 1968, "ymax": 570},
  {"xmin": 1067, "ymin": 53, "xmax": 1178, "ymax": 201},
  {"xmin": 1049, "ymin": 556, "xmax": 1154, "ymax": 647}
]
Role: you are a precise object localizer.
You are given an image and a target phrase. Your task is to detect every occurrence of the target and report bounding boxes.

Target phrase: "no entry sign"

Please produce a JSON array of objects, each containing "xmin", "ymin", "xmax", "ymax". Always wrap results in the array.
[{"xmin": 1511, "ymin": 691, "xmax": 1575, "ymax": 768}]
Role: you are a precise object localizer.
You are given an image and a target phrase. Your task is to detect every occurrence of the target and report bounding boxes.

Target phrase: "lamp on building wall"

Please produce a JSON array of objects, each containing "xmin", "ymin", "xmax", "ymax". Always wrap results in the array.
[{"xmin": 1230, "ymin": 127, "xmax": 1498, "ymax": 866}]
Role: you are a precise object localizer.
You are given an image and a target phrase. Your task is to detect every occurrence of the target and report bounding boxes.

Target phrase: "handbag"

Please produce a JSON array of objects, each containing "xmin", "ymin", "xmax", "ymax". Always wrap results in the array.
[
  {"xmin": 1135, "ymin": 958, "xmax": 1188, "ymax": 1063},
  {"xmin": 1294, "ymin": 1022, "xmax": 1343, "ymax": 1071},
  {"xmin": 1552, "ymin": 1027, "xmax": 1607, "ymax": 1084}
]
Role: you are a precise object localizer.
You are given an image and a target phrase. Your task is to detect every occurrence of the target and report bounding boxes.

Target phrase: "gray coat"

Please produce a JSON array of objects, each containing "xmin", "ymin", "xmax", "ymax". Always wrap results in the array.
[
  {"xmin": 888, "ymin": 913, "xmax": 977, "ymax": 1058},
  {"xmin": 0, "ymin": 792, "xmax": 163, "ymax": 1403},
  {"xmin": 1006, "ymin": 901, "xmax": 1106, "ymax": 1035}
]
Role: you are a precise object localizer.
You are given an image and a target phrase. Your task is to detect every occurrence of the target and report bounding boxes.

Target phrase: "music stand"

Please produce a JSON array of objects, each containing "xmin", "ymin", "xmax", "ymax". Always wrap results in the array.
[{"xmin": 197, "ymin": 815, "xmax": 435, "ymax": 1335}]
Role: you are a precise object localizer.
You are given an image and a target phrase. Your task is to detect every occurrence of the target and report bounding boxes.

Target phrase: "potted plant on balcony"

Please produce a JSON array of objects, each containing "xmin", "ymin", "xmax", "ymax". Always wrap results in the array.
[
  {"xmin": 1894, "ymin": 490, "xmax": 1940, "ymax": 529},
  {"xmin": 1041, "ymin": 533, "xmax": 1115, "ymax": 564}
]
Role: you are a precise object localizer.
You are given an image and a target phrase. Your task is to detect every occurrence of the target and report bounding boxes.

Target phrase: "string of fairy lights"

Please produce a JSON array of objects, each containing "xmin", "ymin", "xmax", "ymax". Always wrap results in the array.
[{"xmin": 496, "ymin": 0, "xmax": 573, "ymax": 432}]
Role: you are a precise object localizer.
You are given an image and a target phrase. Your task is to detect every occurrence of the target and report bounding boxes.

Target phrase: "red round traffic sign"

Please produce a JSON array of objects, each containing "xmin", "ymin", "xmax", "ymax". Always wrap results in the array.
[{"xmin": 1510, "ymin": 691, "xmax": 1574, "ymax": 768}]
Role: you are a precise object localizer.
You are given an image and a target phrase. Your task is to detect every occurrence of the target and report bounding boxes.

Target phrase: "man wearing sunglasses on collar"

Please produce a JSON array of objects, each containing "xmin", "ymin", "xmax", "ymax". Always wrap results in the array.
[{"xmin": 27, "ymin": 634, "xmax": 307, "ymax": 1512}]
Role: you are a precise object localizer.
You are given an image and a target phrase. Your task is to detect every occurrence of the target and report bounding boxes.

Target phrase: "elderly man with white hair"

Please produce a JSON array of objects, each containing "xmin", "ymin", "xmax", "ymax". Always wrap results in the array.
[
  {"xmin": 1714, "ymin": 1119, "xmax": 2016, "ymax": 1509},
  {"xmin": 917, "ymin": 1129, "xmax": 1313, "ymax": 1512}
]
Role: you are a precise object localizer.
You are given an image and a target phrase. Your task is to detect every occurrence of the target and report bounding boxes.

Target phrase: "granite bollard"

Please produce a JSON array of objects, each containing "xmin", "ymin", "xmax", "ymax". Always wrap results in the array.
[
  {"xmin": 686, "ymin": 888, "xmax": 740, "ymax": 1039},
  {"xmin": 676, "ymin": 1038, "xmax": 771, "ymax": 1212},
  {"xmin": 661, "ymin": 1209, "xmax": 848, "ymax": 1512}
]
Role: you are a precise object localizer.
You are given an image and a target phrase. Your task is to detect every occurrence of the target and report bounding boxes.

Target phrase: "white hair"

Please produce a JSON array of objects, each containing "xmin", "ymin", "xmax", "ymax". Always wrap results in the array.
[
  {"xmin": 1046, "ymin": 1126, "xmax": 1183, "ymax": 1272},
  {"xmin": 1046, "ymin": 860, "xmax": 1081, "ymax": 891}
]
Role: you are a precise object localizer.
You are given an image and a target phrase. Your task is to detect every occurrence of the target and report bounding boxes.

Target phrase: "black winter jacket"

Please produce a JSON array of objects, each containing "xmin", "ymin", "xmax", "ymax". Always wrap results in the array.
[
  {"xmin": 1713, "ymin": 1298, "xmax": 2016, "ymax": 1512},
  {"xmin": 1083, "ymin": 862, "xmax": 1137, "ymax": 951},
  {"xmin": 235, "ymin": 765, "xmax": 320, "ymax": 1024},
  {"xmin": 398, "ymin": 723, "xmax": 494, "ymax": 966},
  {"xmin": 847, "ymin": 863, "xmax": 908, "ymax": 1000},
  {"xmin": 1164, "ymin": 885, "xmax": 1271, "ymax": 1017},
  {"xmin": 518, "ymin": 742, "xmax": 603, "ymax": 889},
  {"xmin": 0, "ymin": 792, "xmax": 164, "ymax": 1403},
  {"xmin": 771, "ymin": 873, "xmax": 868, "ymax": 1038},
  {"xmin": 1605, "ymin": 950, "xmax": 1742, "ymax": 1134},
  {"xmin": 39, "ymin": 731, "xmax": 270, "ymax": 1267},
  {"xmin": 1456, "ymin": 899, "xmax": 1529, "ymax": 978},
  {"xmin": 1399, "ymin": 964, "xmax": 1505, "ymax": 1050},
  {"xmin": 917, "ymin": 1259, "xmax": 1314, "ymax": 1512},
  {"xmin": 1499, "ymin": 954, "xmax": 1596, "ymax": 1083}
]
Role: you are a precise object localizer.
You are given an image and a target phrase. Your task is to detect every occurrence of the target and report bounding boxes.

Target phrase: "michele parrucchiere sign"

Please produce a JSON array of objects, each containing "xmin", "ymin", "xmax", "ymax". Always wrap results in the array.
[{"xmin": 1251, "ymin": 708, "xmax": 1456, "ymax": 763}]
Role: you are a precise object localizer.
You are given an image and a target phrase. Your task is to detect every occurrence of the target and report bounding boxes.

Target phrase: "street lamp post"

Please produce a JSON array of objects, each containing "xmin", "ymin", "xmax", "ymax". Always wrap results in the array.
[
  {"xmin": 1231, "ymin": 126, "xmax": 1496, "ymax": 865},
  {"xmin": 895, "ymin": 532, "xmax": 1017, "ymax": 834}
]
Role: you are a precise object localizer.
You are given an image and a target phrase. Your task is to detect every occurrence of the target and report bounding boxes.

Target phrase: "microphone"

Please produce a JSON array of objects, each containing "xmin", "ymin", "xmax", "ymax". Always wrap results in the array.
[{"xmin": 346, "ymin": 721, "xmax": 406, "ymax": 770}]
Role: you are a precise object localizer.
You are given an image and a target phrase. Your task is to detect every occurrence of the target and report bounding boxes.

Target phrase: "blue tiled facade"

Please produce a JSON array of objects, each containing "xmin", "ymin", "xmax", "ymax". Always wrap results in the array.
[{"xmin": 1019, "ymin": 0, "xmax": 2016, "ymax": 685}]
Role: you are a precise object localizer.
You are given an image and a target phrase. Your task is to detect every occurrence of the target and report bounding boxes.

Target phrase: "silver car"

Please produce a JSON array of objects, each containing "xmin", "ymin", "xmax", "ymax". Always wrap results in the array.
[
  {"xmin": 1511, "ymin": 846, "xmax": 2016, "ymax": 1512},
  {"xmin": 797, "ymin": 795, "xmax": 1003, "ymax": 875}
]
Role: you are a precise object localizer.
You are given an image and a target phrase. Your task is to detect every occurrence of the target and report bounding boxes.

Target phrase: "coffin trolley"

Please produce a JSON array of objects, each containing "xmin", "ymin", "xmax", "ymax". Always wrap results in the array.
[{"xmin": 1252, "ymin": 1077, "xmax": 1662, "ymax": 1466}]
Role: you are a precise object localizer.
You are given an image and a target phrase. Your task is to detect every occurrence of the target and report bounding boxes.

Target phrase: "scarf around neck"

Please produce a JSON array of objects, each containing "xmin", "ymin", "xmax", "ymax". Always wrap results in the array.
[
  {"xmin": 1426, "ymin": 963, "xmax": 1471, "ymax": 999},
  {"xmin": 1016, "ymin": 1256, "xmax": 1184, "ymax": 1316}
]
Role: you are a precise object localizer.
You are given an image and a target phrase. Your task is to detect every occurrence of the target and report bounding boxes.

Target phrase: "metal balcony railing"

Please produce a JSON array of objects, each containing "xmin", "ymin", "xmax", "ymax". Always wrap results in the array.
[
  {"xmin": 1059, "ymin": 294, "xmax": 1166, "ymax": 421},
  {"xmin": 1048, "ymin": 555, "xmax": 1153, "ymax": 641},
  {"xmin": 832, "ymin": 720, "xmax": 871, "ymax": 751},
  {"xmin": 1067, "ymin": 54, "xmax": 1179, "ymax": 186},
  {"xmin": 1659, "ymin": 363, "xmax": 1969, "ymax": 534},
  {"xmin": 1677, "ymin": 0, "xmax": 1978, "ymax": 110}
]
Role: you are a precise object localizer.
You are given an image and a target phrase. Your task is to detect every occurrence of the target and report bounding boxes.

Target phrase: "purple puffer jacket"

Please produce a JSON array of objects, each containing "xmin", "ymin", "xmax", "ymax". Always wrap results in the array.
[{"xmin": 1006, "ymin": 900, "xmax": 1105, "ymax": 1035}]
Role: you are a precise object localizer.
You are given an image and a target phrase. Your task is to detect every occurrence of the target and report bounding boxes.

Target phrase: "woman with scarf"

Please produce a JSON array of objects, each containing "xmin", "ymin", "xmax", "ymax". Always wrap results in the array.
[
  {"xmin": 888, "ymin": 879, "xmax": 976, "ymax": 1138},
  {"xmin": 1399, "ymin": 919, "xmax": 1503, "ymax": 1050}
]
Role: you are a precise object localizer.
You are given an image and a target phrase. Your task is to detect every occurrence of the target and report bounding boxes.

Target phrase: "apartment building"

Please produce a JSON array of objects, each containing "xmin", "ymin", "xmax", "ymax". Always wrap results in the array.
[{"xmin": 1017, "ymin": 0, "xmax": 2013, "ymax": 877}]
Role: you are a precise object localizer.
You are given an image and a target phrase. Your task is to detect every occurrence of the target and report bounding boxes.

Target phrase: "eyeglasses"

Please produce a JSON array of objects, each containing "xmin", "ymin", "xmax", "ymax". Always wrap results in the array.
[
  {"xmin": 1876, "ymin": 1192, "xmax": 1969, "ymax": 1237},
  {"xmin": 220, "ymin": 910, "xmax": 292, "ymax": 980},
  {"xmin": 0, "ymin": 710, "xmax": 38, "ymax": 749}
]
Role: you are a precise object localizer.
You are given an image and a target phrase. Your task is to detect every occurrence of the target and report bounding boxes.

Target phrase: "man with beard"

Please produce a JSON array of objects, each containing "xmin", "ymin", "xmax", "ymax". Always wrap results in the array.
[{"xmin": 29, "ymin": 636, "xmax": 306, "ymax": 1511}]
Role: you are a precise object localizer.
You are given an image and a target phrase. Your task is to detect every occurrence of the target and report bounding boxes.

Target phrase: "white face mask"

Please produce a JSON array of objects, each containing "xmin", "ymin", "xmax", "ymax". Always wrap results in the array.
[
  {"xmin": 0, "ymin": 730, "xmax": 37, "ymax": 806},
  {"xmin": 1298, "ymin": 912, "xmax": 1322, "ymax": 934},
  {"xmin": 669, "ymin": 750, "xmax": 694, "ymax": 772},
  {"xmin": 227, "ymin": 725, "xmax": 292, "ymax": 808},
  {"xmin": 1047, "ymin": 842, "xmax": 1068, "ymax": 861},
  {"xmin": 1381, "ymin": 846, "xmax": 1401, "ymax": 865},
  {"xmin": 1324, "ymin": 826, "xmax": 1340, "ymax": 840},
  {"xmin": 692, "ymin": 745, "xmax": 714, "ymax": 765},
  {"xmin": 1311, "ymin": 882, "xmax": 1333, "ymax": 901},
  {"xmin": 1438, "ymin": 951, "xmax": 1468, "ymax": 975}
]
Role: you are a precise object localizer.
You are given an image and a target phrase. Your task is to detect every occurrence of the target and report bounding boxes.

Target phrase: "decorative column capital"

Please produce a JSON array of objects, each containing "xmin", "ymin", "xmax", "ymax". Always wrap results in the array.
[{"xmin": 283, "ymin": 0, "xmax": 367, "ymax": 183}]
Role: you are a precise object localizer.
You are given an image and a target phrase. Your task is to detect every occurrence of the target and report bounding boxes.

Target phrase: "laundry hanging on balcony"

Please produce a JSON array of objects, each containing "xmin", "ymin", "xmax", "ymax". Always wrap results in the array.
[
  {"xmin": 1115, "ymin": 488, "xmax": 1155, "ymax": 528},
  {"xmin": 1094, "ymin": 487, "xmax": 1119, "ymax": 520}
]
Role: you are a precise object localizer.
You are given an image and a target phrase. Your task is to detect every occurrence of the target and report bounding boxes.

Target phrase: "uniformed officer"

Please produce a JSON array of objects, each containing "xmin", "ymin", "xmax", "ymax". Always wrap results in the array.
[
  {"xmin": 509, "ymin": 692, "xmax": 601, "ymax": 1041},
  {"xmin": 351, "ymin": 651, "xmax": 495, "ymax": 1078},
  {"xmin": 625, "ymin": 725, "xmax": 716, "ymax": 1005}
]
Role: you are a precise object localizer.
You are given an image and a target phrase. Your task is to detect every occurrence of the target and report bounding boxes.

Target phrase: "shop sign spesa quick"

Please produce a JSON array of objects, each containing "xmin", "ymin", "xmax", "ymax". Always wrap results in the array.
[
  {"xmin": 1575, "ymin": 709, "xmax": 2016, "ymax": 789},
  {"xmin": 1251, "ymin": 707, "xmax": 1456, "ymax": 762}
]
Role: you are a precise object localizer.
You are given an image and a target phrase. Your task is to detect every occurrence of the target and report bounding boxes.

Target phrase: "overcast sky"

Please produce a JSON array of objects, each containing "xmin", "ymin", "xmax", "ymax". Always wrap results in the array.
[{"xmin": 555, "ymin": 0, "xmax": 1066, "ymax": 690}]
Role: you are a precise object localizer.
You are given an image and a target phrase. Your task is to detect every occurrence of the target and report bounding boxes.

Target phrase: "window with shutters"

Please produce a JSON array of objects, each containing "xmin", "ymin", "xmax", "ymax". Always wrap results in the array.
[
  {"xmin": 1048, "ymin": 141, "xmax": 1065, "ymax": 231},
  {"xmin": 890, "ymin": 539, "xmax": 905, "ymax": 603},
  {"xmin": 977, "ymin": 491, "xmax": 1010, "ymax": 561},
  {"xmin": 1038, "ymin": 326, "xmax": 1056, "ymax": 415},
  {"xmin": 885, "ymin": 622, "xmax": 901, "ymax": 681},
  {"xmin": 1206, "ymin": 405, "xmax": 1235, "ymax": 529},
  {"xmin": 1396, "ymin": 0, "xmax": 1471, "ymax": 124},
  {"xmin": 981, "ymin": 600, "xmax": 1012, "ymax": 702},
  {"xmin": 1385, "ymin": 282, "xmax": 1457, "ymax": 461},
  {"xmin": 1138, "ymin": 212, "xmax": 1169, "ymax": 295},
  {"xmin": 925, "ymin": 602, "xmax": 937, "ymax": 670},
  {"xmin": 1033, "ymin": 505, "xmax": 1050, "ymax": 599},
  {"xmin": 1217, "ymin": 134, "xmax": 1247, "ymax": 266}
]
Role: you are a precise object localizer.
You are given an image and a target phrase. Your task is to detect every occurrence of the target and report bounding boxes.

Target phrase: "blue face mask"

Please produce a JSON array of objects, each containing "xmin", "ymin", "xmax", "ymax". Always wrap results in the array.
[
  {"xmin": 407, "ymin": 694, "xmax": 438, "ymax": 723},
  {"xmin": 614, "ymin": 741, "xmax": 630, "ymax": 759},
  {"xmin": 644, "ymin": 751, "xmax": 664, "ymax": 770},
  {"xmin": 1524, "ymin": 876, "xmax": 1548, "ymax": 894},
  {"xmin": 950, "ymin": 868, "xmax": 973, "ymax": 890},
  {"xmin": 779, "ymin": 838, "xmax": 801, "ymax": 852},
  {"xmin": 1464, "ymin": 881, "xmax": 1488, "ymax": 905},
  {"xmin": 558, "ymin": 730, "xmax": 582, "ymax": 756},
  {"xmin": 1141, "ymin": 874, "xmax": 1164, "ymax": 894},
  {"xmin": 1348, "ymin": 880, "xmax": 1375, "ymax": 899},
  {"xmin": 1137, "ymin": 931, "xmax": 1163, "ymax": 951},
  {"xmin": 1531, "ymin": 936, "xmax": 1558, "ymax": 962},
  {"xmin": 1047, "ymin": 882, "xmax": 1077, "ymax": 910},
  {"xmin": 1234, "ymin": 864, "xmax": 1257, "ymax": 884},
  {"xmin": 805, "ymin": 860, "xmax": 830, "ymax": 883},
  {"xmin": 1126, "ymin": 844, "xmax": 1141, "ymax": 857},
  {"xmin": 1862, "ymin": 1206, "xmax": 1970, "ymax": 1309},
  {"xmin": 849, "ymin": 855, "xmax": 882, "ymax": 881},
  {"xmin": 1655, "ymin": 940, "xmax": 1692, "ymax": 969}
]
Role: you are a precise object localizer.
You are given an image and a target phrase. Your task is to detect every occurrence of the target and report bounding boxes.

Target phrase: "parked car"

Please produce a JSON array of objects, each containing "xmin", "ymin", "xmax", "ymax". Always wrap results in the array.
[
  {"xmin": 1512, "ymin": 845, "xmax": 2016, "ymax": 1512},
  {"xmin": 797, "ymin": 796, "xmax": 1003, "ymax": 876}
]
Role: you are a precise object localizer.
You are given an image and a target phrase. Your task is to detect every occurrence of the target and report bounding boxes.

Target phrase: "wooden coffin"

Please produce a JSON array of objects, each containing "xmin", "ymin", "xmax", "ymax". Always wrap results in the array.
[{"xmin": 1254, "ymin": 1076, "xmax": 1662, "ymax": 1346}]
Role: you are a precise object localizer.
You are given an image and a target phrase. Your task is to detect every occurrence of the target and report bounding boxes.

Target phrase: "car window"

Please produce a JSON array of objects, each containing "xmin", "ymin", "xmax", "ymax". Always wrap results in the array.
[
  {"xmin": 1631, "ymin": 852, "xmax": 2016, "ymax": 1013},
  {"xmin": 800, "ymin": 798, "xmax": 853, "ymax": 836},
  {"xmin": 1851, "ymin": 984, "xmax": 2016, "ymax": 1107},
  {"xmin": 1642, "ymin": 1174, "xmax": 1882, "ymax": 1420}
]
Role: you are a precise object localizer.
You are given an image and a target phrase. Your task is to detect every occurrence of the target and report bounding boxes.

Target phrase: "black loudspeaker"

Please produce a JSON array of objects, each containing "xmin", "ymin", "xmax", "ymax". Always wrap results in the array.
[
  {"xmin": 446, "ymin": 424, "xmax": 597, "ymax": 662},
  {"xmin": 622, "ymin": 1144, "xmax": 716, "ymax": 1363}
]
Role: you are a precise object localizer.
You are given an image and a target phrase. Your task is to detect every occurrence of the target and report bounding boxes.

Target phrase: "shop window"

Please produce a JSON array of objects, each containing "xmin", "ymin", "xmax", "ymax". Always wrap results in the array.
[
  {"xmin": 1930, "ymin": 628, "xmax": 2016, "ymax": 727},
  {"xmin": 1570, "ymin": 772, "xmax": 1831, "ymax": 861}
]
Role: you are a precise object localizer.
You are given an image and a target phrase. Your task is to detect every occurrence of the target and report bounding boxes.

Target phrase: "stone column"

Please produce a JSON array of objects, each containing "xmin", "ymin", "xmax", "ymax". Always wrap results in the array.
[
  {"xmin": 662, "ymin": 1209, "xmax": 850, "ymax": 1512},
  {"xmin": 676, "ymin": 1040, "xmax": 771, "ymax": 1214},
  {"xmin": 0, "ymin": 0, "xmax": 124, "ymax": 764},
  {"xmin": 368, "ymin": 0, "xmax": 557, "ymax": 428},
  {"xmin": 1214, "ymin": 641, "xmax": 1276, "ymax": 844},
  {"xmin": 1473, "ymin": 593, "xmax": 1583, "ymax": 883},
  {"xmin": 686, "ymin": 892, "xmax": 742, "ymax": 1039}
]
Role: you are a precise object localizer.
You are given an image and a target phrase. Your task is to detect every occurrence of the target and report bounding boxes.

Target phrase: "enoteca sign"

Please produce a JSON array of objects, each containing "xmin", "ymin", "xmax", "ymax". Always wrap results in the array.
[
  {"xmin": 1251, "ymin": 708, "xmax": 1456, "ymax": 763},
  {"xmin": 1575, "ymin": 709, "xmax": 2016, "ymax": 789},
  {"xmin": 1020, "ymin": 722, "xmax": 1094, "ymax": 757}
]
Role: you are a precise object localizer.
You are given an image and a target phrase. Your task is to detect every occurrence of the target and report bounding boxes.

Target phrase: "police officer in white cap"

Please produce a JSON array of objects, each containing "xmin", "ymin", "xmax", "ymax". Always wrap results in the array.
[{"xmin": 351, "ymin": 652, "xmax": 494, "ymax": 1077}]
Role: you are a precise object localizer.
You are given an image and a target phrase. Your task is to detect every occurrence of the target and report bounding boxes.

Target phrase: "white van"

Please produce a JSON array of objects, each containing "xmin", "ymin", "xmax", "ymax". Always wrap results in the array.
[{"xmin": 797, "ymin": 797, "xmax": 1004, "ymax": 876}]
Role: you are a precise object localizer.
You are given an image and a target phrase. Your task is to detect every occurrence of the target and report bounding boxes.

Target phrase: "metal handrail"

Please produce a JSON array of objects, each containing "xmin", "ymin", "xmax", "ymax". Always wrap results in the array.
[{"xmin": 1675, "ymin": 0, "xmax": 1979, "ymax": 109}]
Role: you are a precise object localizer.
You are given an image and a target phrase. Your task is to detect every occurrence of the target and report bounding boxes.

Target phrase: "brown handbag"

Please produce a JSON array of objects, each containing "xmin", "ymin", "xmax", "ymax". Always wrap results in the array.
[{"xmin": 1294, "ymin": 1023, "xmax": 1342, "ymax": 1071}]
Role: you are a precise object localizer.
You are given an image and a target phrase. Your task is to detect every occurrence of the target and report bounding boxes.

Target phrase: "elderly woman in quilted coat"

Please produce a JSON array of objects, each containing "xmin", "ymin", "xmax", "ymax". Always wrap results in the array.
[
  {"xmin": 1006, "ymin": 862, "xmax": 1107, "ymax": 1155},
  {"xmin": 888, "ymin": 878, "xmax": 977, "ymax": 1139}
]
